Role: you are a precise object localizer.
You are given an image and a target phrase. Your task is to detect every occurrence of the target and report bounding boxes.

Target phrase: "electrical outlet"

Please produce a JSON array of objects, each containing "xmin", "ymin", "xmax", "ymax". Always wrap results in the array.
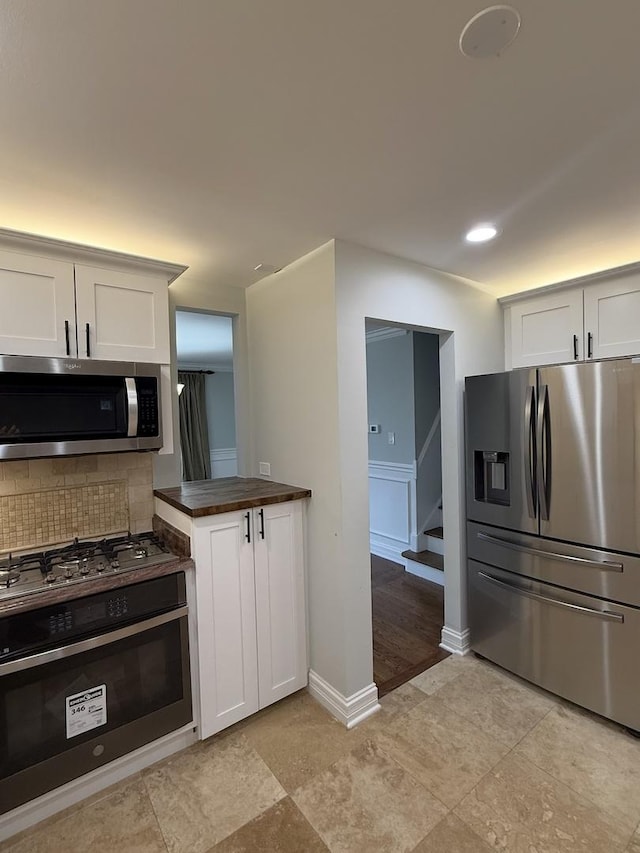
[
  {"xmin": 259, "ymin": 462, "xmax": 271, "ymax": 477},
  {"xmin": 368, "ymin": 424, "xmax": 380, "ymax": 434},
  {"xmin": 387, "ymin": 431, "xmax": 395, "ymax": 445}
]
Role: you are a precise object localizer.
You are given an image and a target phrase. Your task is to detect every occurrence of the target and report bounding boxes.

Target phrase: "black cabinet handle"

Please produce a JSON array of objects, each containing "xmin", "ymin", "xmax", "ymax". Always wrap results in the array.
[
  {"xmin": 259, "ymin": 508, "xmax": 265, "ymax": 540},
  {"xmin": 85, "ymin": 322, "xmax": 91, "ymax": 358},
  {"xmin": 587, "ymin": 332, "xmax": 593, "ymax": 359},
  {"xmin": 65, "ymin": 320, "xmax": 71, "ymax": 356},
  {"xmin": 573, "ymin": 334, "xmax": 578, "ymax": 360},
  {"xmin": 245, "ymin": 511, "xmax": 251, "ymax": 543}
]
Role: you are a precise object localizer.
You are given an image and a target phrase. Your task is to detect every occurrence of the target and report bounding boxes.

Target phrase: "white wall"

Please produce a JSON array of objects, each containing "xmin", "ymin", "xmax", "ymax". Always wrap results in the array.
[
  {"xmin": 246, "ymin": 243, "xmax": 352, "ymax": 694},
  {"xmin": 247, "ymin": 237, "xmax": 502, "ymax": 702},
  {"xmin": 204, "ymin": 372, "xmax": 236, "ymax": 450},
  {"xmin": 153, "ymin": 276, "xmax": 249, "ymax": 488},
  {"xmin": 366, "ymin": 332, "xmax": 415, "ymax": 464},
  {"xmin": 334, "ymin": 240, "xmax": 503, "ymax": 678}
]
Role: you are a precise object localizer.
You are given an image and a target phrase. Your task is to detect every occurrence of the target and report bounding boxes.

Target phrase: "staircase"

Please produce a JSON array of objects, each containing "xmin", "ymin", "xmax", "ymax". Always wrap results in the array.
[{"xmin": 401, "ymin": 526, "xmax": 444, "ymax": 587}]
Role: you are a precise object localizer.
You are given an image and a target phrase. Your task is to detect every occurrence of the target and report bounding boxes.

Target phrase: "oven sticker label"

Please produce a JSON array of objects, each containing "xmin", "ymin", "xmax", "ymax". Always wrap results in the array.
[{"xmin": 65, "ymin": 684, "xmax": 107, "ymax": 739}]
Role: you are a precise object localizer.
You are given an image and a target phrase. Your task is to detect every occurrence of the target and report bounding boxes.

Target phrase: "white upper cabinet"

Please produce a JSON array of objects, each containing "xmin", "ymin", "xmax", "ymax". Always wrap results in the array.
[
  {"xmin": 0, "ymin": 230, "xmax": 185, "ymax": 363},
  {"xmin": 508, "ymin": 290, "xmax": 583, "ymax": 368},
  {"xmin": 74, "ymin": 265, "xmax": 170, "ymax": 362},
  {"xmin": 583, "ymin": 273, "xmax": 640, "ymax": 361},
  {"xmin": 504, "ymin": 265, "xmax": 640, "ymax": 369},
  {"xmin": 0, "ymin": 250, "xmax": 76, "ymax": 357}
]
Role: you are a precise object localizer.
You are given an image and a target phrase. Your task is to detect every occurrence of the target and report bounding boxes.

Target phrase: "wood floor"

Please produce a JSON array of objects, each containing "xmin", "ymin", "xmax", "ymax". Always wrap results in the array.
[{"xmin": 371, "ymin": 554, "xmax": 449, "ymax": 696}]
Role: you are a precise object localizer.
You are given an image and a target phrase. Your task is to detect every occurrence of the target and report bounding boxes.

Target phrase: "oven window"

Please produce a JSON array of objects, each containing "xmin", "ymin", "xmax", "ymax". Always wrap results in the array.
[{"xmin": 0, "ymin": 618, "xmax": 188, "ymax": 780}]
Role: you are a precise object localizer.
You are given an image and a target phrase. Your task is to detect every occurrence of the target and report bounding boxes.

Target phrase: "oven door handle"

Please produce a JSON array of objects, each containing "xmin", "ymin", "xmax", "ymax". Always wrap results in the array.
[{"xmin": 0, "ymin": 605, "xmax": 188, "ymax": 677}]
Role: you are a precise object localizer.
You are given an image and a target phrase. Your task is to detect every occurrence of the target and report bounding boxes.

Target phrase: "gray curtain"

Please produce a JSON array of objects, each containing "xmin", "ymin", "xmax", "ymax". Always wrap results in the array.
[{"xmin": 178, "ymin": 372, "xmax": 212, "ymax": 481}]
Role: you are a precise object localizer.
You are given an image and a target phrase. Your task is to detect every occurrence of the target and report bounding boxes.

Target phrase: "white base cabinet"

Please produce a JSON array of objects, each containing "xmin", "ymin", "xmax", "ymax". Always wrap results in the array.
[{"xmin": 191, "ymin": 500, "xmax": 307, "ymax": 739}]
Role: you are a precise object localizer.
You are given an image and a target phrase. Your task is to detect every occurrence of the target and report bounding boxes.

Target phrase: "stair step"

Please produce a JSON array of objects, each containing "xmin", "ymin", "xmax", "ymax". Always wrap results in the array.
[
  {"xmin": 424, "ymin": 526, "xmax": 443, "ymax": 539},
  {"xmin": 401, "ymin": 549, "xmax": 444, "ymax": 571}
]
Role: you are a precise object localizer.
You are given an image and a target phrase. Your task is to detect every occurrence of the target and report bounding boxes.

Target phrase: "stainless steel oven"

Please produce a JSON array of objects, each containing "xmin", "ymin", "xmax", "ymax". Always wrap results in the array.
[{"xmin": 0, "ymin": 571, "xmax": 192, "ymax": 814}]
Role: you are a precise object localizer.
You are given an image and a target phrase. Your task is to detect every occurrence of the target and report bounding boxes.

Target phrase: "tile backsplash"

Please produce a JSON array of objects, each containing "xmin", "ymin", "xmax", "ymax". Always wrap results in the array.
[{"xmin": 0, "ymin": 453, "xmax": 154, "ymax": 553}]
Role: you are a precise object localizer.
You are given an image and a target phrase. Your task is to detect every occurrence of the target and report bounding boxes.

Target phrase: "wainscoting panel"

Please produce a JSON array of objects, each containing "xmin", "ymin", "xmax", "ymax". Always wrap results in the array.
[
  {"xmin": 368, "ymin": 460, "xmax": 416, "ymax": 564},
  {"xmin": 210, "ymin": 448, "xmax": 238, "ymax": 479}
]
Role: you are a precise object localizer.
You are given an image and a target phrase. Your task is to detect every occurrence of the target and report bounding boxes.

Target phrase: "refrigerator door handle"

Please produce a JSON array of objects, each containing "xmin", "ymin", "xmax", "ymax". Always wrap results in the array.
[
  {"xmin": 477, "ymin": 571, "xmax": 624, "ymax": 623},
  {"xmin": 524, "ymin": 385, "xmax": 537, "ymax": 518},
  {"xmin": 476, "ymin": 531, "xmax": 624, "ymax": 572},
  {"xmin": 536, "ymin": 384, "xmax": 551, "ymax": 520}
]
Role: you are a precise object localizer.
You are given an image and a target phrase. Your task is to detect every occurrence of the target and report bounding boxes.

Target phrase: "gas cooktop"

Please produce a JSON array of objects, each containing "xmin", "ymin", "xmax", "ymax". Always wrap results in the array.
[{"xmin": 0, "ymin": 532, "xmax": 178, "ymax": 601}]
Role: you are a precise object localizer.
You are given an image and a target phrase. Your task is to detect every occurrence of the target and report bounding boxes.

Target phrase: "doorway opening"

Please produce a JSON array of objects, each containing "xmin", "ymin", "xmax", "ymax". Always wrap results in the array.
[
  {"xmin": 175, "ymin": 310, "xmax": 237, "ymax": 482},
  {"xmin": 365, "ymin": 320, "xmax": 449, "ymax": 695}
]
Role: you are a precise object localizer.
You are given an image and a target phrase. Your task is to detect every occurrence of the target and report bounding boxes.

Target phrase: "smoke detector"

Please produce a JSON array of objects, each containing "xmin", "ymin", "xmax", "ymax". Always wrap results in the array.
[{"xmin": 459, "ymin": 6, "xmax": 521, "ymax": 59}]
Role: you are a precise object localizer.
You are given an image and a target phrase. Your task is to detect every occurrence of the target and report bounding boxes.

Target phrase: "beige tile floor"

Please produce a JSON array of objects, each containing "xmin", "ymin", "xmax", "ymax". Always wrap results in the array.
[{"xmin": 4, "ymin": 654, "xmax": 640, "ymax": 852}]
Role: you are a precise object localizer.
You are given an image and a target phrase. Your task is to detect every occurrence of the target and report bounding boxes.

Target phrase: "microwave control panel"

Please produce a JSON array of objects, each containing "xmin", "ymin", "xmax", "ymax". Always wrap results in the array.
[{"xmin": 136, "ymin": 377, "xmax": 159, "ymax": 437}]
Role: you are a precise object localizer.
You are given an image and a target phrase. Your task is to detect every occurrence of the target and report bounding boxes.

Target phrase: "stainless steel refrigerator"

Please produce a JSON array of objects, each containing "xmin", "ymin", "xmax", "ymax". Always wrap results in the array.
[{"xmin": 465, "ymin": 357, "xmax": 640, "ymax": 731}]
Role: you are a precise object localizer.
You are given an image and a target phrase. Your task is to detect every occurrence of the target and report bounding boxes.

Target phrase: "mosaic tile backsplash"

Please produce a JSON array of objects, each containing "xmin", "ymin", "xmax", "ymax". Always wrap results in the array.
[{"xmin": 0, "ymin": 453, "xmax": 154, "ymax": 553}]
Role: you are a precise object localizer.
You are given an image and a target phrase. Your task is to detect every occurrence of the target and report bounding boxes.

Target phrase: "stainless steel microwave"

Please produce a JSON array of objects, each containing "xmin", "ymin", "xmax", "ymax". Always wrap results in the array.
[{"xmin": 0, "ymin": 355, "xmax": 162, "ymax": 459}]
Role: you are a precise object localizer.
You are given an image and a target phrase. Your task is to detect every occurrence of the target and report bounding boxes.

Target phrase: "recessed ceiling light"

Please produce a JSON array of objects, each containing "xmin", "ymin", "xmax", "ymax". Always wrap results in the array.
[{"xmin": 465, "ymin": 224, "xmax": 499, "ymax": 243}]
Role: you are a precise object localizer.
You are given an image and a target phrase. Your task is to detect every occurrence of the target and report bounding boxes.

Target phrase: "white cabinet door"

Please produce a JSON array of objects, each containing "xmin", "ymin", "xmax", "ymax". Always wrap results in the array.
[
  {"xmin": 509, "ymin": 291, "xmax": 583, "ymax": 368},
  {"xmin": 253, "ymin": 501, "xmax": 307, "ymax": 709},
  {"xmin": 584, "ymin": 274, "xmax": 640, "ymax": 360},
  {"xmin": 193, "ymin": 511, "xmax": 259, "ymax": 739},
  {"xmin": 74, "ymin": 265, "xmax": 170, "ymax": 362},
  {"xmin": 0, "ymin": 251, "xmax": 76, "ymax": 357}
]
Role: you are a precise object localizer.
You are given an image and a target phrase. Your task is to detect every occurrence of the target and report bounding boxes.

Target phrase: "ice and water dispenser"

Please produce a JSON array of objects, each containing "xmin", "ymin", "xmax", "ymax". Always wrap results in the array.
[{"xmin": 474, "ymin": 450, "xmax": 510, "ymax": 506}]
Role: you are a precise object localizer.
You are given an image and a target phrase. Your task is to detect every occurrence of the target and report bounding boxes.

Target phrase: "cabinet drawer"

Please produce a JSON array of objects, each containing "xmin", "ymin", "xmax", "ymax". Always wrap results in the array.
[{"xmin": 469, "ymin": 560, "xmax": 639, "ymax": 730}]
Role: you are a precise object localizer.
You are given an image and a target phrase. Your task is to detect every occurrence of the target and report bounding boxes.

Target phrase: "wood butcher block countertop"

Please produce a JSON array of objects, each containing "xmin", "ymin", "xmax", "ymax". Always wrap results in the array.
[{"xmin": 154, "ymin": 477, "xmax": 312, "ymax": 518}]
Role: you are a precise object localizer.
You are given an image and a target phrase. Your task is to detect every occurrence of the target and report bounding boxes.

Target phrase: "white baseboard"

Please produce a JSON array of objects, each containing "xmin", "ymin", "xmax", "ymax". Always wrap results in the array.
[
  {"xmin": 405, "ymin": 559, "xmax": 444, "ymax": 587},
  {"xmin": 308, "ymin": 670, "xmax": 380, "ymax": 729},
  {"xmin": 370, "ymin": 532, "xmax": 406, "ymax": 565},
  {"xmin": 440, "ymin": 626, "xmax": 471, "ymax": 655},
  {"xmin": 0, "ymin": 724, "xmax": 197, "ymax": 843}
]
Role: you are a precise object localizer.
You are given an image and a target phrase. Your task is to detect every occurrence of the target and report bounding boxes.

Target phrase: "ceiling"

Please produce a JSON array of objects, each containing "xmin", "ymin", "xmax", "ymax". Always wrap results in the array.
[
  {"xmin": 175, "ymin": 311, "xmax": 233, "ymax": 369},
  {"xmin": 1, "ymin": 1, "xmax": 640, "ymax": 295}
]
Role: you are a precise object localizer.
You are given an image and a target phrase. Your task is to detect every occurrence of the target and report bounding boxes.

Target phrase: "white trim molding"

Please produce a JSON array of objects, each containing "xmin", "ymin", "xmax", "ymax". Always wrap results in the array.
[
  {"xmin": 308, "ymin": 670, "xmax": 380, "ymax": 729},
  {"xmin": 405, "ymin": 559, "xmax": 444, "ymax": 587},
  {"xmin": 365, "ymin": 327, "xmax": 408, "ymax": 344},
  {"xmin": 440, "ymin": 626, "xmax": 471, "ymax": 656},
  {"xmin": 417, "ymin": 410, "xmax": 441, "ymax": 469},
  {"xmin": 498, "ymin": 260, "xmax": 640, "ymax": 305},
  {"xmin": 368, "ymin": 459, "xmax": 415, "ymax": 479},
  {"xmin": 210, "ymin": 447, "xmax": 238, "ymax": 478}
]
